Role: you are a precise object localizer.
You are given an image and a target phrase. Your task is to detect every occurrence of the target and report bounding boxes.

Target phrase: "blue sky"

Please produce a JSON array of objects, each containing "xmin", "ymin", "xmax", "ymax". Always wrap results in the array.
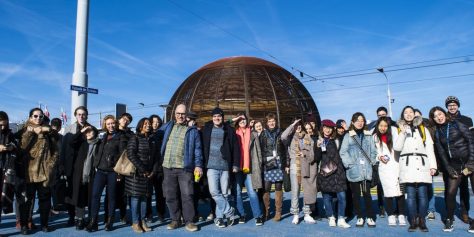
[{"xmin": 1, "ymin": 0, "xmax": 474, "ymax": 127}]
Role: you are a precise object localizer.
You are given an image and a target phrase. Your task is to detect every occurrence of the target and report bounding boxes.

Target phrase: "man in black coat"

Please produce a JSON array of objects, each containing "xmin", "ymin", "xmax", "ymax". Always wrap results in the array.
[{"xmin": 445, "ymin": 96, "xmax": 474, "ymax": 223}]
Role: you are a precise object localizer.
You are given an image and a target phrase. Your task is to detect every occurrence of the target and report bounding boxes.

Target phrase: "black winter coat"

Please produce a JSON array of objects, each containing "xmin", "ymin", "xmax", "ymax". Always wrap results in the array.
[
  {"xmin": 94, "ymin": 132, "xmax": 127, "ymax": 171},
  {"xmin": 259, "ymin": 128, "xmax": 287, "ymax": 172},
  {"xmin": 125, "ymin": 134, "xmax": 160, "ymax": 197},
  {"xmin": 435, "ymin": 121, "xmax": 474, "ymax": 173},
  {"xmin": 69, "ymin": 132, "xmax": 97, "ymax": 206},
  {"xmin": 316, "ymin": 139, "xmax": 347, "ymax": 193},
  {"xmin": 202, "ymin": 122, "xmax": 241, "ymax": 170}
]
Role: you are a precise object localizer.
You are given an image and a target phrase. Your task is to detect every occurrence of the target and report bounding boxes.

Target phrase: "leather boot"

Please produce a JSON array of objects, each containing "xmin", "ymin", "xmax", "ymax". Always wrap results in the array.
[
  {"xmin": 86, "ymin": 218, "xmax": 98, "ymax": 232},
  {"xmin": 418, "ymin": 216, "xmax": 428, "ymax": 232},
  {"xmin": 104, "ymin": 216, "xmax": 114, "ymax": 231},
  {"xmin": 408, "ymin": 216, "xmax": 418, "ymax": 232},
  {"xmin": 263, "ymin": 192, "xmax": 271, "ymax": 221},
  {"xmin": 273, "ymin": 191, "xmax": 283, "ymax": 222}
]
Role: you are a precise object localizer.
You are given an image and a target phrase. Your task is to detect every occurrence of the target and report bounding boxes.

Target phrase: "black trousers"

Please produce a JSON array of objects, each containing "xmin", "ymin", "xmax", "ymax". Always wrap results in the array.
[
  {"xmin": 349, "ymin": 181, "xmax": 375, "ymax": 219},
  {"xmin": 163, "ymin": 168, "xmax": 195, "ymax": 223},
  {"xmin": 146, "ymin": 172, "xmax": 166, "ymax": 219},
  {"xmin": 22, "ymin": 182, "xmax": 51, "ymax": 227}
]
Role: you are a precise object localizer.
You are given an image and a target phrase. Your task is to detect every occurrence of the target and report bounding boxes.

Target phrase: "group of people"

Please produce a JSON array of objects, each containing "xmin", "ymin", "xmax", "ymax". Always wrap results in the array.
[{"xmin": 0, "ymin": 95, "xmax": 473, "ymax": 235}]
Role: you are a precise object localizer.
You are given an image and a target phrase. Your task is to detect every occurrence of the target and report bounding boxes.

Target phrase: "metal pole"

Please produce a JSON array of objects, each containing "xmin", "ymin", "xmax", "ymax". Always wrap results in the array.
[
  {"xmin": 70, "ymin": 0, "xmax": 89, "ymax": 123},
  {"xmin": 381, "ymin": 71, "xmax": 393, "ymax": 118}
]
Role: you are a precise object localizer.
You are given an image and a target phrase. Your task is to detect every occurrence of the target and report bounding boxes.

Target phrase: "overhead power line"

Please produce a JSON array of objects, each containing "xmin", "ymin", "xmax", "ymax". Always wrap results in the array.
[{"xmin": 310, "ymin": 73, "xmax": 474, "ymax": 94}]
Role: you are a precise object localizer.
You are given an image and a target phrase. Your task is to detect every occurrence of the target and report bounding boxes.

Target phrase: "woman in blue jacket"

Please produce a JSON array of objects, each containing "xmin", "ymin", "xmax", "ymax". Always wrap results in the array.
[{"xmin": 340, "ymin": 112, "xmax": 377, "ymax": 228}]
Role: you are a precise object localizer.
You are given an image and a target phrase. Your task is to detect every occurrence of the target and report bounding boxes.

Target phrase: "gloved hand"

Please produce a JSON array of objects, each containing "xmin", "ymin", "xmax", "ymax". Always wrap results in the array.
[{"xmin": 446, "ymin": 166, "xmax": 458, "ymax": 179}]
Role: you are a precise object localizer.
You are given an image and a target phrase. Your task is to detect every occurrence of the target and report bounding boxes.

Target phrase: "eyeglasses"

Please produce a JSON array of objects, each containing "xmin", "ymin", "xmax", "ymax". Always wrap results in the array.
[
  {"xmin": 175, "ymin": 113, "xmax": 186, "ymax": 116},
  {"xmin": 32, "ymin": 114, "xmax": 44, "ymax": 119},
  {"xmin": 447, "ymin": 104, "xmax": 458, "ymax": 108}
]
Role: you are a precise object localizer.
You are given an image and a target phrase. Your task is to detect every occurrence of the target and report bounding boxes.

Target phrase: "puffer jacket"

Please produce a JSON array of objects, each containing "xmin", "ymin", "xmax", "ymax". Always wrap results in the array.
[
  {"xmin": 259, "ymin": 128, "xmax": 287, "ymax": 173},
  {"xmin": 17, "ymin": 122, "xmax": 59, "ymax": 187},
  {"xmin": 339, "ymin": 129, "xmax": 377, "ymax": 182},
  {"xmin": 434, "ymin": 120, "xmax": 474, "ymax": 173},
  {"xmin": 125, "ymin": 134, "xmax": 160, "ymax": 197},
  {"xmin": 394, "ymin": 117, "xmax": 437, "ymax": 184}
]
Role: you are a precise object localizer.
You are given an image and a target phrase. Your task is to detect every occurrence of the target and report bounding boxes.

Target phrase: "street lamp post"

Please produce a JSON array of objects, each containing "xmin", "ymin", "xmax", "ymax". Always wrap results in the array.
[
  {"xmin": 377, "ymin": 68, "xmax": 393, "ymax": 118},
  {"xmin": 159, "ymin": 104, "xmax": 171, "ymax": 123}
]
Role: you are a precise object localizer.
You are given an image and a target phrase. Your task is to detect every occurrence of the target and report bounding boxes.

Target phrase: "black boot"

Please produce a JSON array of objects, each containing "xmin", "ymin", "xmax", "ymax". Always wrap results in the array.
[
  {"xmin": 86, "ymin": 218, "xmax": 98, "ymax": 232},
  {"xmin": 418, "ymin": 216, "xmax": 428, "ymax": 232},
  {"xmin": 76, "ymin": 219, "xmax": 85, "ymax": 230},
  {"xmin": 408, "ymin": 217, "xmax": 418, "ymax": 232},
  {"xmin": 104, "ymin": 216, "xmax": 114, "ymax": 231},
  {"xmin": 20, "ymin": 226, "xmax": 29, "ymax": 235}
]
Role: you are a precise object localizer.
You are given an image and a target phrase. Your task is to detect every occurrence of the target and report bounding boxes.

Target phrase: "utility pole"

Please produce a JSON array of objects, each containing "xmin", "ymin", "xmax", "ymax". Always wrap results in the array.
[
  {"xmin": 70, "ymin": 0, "xmax": 90, "ymax": 123},
  {"xmin": 377, "ymin": 68, "xmax": 393, "ymax": 118}
]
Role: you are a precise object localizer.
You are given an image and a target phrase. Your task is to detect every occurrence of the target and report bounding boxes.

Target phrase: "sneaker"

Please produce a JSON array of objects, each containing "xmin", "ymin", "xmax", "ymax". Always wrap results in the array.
[
  {"xmin": 366, "ymin": 218, "xmax": 376, "ymax": 228},
  {"xmin": 443, "ymin": 218, "xmax": 454, "ymax": 232},
  {"xmin": 356, "ymin": 218, "xmax": 364, "ymax": 227},
  {"xmin": 427, "ymin": 211, "xmax": 435, "ymax": 220},
  {"xmin": 469, "ymin": 220, "xmax": 474, "ymax": 233},
  {"xmin": 144, "ymin": 217, "xmax": 152, "ymax": 224},
  {"xmin": 388, "ymin": 215, "xmax": 397, "ymax": 226},
  {"xmin": 239, "ymin": 216, "xmax": 246, "ymax": 224},
  {"xmin": 255, "ymin": 217, "xmax": 264, "ymax": 226},
  {"xmin": 337, "ymin": 217, "xmax": 351, "ymax": 228},
  {"xmin": 185, "ymin": 222, "xmax": 199, "ymax": 232},
  {"xmin": 167, "ymin": 220, "xmax": 180, "ymax": 230},
  {"xmin": 207, "ymin": 213, "xmax": 215, "ymax": 221},
  {"xmin": 304, "ymin": 214, "xmax": 316, "ymax": 224},
  {"xmin": 215, "ymin": 218, "xmax": 226, "ymax": 228},
  {"xmin": 398, "ymin": 215, "xmax": 407, "ymax": 226},
  {"xmin": 328, "ymin": 216, "xmax": 336, "ymax": 227},
  {"xmin": 292, "ymin": 215, "xmax": 299, "ymax": 225}
]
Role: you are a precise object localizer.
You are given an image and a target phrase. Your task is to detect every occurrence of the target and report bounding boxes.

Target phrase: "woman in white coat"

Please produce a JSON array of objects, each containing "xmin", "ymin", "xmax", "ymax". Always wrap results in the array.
[
  {"xmin": 394, "ymin": 106, "xmax": 437, "ymax": 233},
  {"xmin": 372, "ymin": 117, "xmax": 406, "ymax": 226}
]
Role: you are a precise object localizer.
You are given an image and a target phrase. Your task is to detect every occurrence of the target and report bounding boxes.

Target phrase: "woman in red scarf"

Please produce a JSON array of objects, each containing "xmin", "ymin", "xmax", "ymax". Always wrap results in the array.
[
  {"xmin": 373, "ymin": 116, "xmax": 406, "ymax": 226},
  {"xmin": 232, "ymin": 113, "xmax": 264, "ymax": 226}
]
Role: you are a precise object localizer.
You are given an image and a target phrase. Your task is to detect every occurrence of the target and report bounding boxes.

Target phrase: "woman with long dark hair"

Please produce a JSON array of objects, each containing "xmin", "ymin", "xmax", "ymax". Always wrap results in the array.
[
  {"xmin": 340, "ymin": 112, "xmax": 377, "ymax": 228},
  {"xmin": 429, "ymin": 106, "xmax": 474, "ymax": 232},
  {"xmin": 395, "ymin": 106, "xmax": 437, "ymax": 232},
  {"xmin": 372, "ymin": 116, "xmax": 406, "ymax": 226},
  {"xmin": 87, "ymin": 115, "xmax": 127, "ymax": 232},
  {"xmin": 126, "ymin": 118, "xmax": 160, "ymax": 233}
]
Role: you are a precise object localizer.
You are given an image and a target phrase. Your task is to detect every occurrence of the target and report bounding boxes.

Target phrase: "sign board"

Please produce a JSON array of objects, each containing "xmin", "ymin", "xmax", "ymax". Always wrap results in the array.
[
  {"xmin": 116, "ymin": 103, "xmax": 127, "ymax": 119},
  {"xmin": 70, "ymin": 85, "xmax": 99, "ymax": 94}
]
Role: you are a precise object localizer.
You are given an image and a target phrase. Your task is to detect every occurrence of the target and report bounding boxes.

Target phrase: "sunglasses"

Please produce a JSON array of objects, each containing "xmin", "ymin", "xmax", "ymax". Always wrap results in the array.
[{"xmin": 32, "ymin": 114, "xmax": 44, "ymax": 119}]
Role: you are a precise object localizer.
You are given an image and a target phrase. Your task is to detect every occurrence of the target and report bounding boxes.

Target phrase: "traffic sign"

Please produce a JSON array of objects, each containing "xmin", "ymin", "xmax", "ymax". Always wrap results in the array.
[{"xmin": 70, "ymin": 85, "xmax": 98, "ymax": 94}]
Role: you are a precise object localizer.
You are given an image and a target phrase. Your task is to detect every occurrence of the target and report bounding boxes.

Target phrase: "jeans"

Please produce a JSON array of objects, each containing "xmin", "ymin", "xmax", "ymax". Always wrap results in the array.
[
  {"xmin": 290, "ymin": 166, "xmax": 301, "ymax": 215},
  {"xmin": 323, "ymin": 192, "xmax": 346, "ymax": 218},
  {"xmin": 90, "ymin": 170, "xmax": 117, "ymax": 219},
  {"xmin": 207, "ymin": 169, "xmax": 233, "ymax": 219},
  {"xmin": 427, "ymin": 178, "xmax": 435, "ymax": 213},
  {"xmin": 131, "ymin": 196, "xmax": 146, "ymax": 224},
  {"xmin": 163, "ymin": 168, "xmax": 195, "ymax": 223},
  {"xmin": 234, "ymin": 172, "xmax": 262, "ymax": 218},
  {"xmin": 405, "ymin": 183, "xmax": 428, "ymax": 221}
]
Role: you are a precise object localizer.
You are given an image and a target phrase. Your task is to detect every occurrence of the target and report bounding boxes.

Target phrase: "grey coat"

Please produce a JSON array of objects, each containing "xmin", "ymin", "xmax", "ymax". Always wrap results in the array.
[{"xmin": 250, "ymin": 131, "xmax": 263, "ymax": 189}]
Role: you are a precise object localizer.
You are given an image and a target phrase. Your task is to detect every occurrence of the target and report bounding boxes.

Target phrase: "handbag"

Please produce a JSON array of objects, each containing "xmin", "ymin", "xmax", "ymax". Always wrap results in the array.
[
  {"xmin": 113, "ymin": 150, "xmax": 136, "ymax": 176},
  {"xmin": 351, "ymin": 136, "xmax": 380, "ymax": 188},
  {"xmin": 319, "ymin": 160, "xmax": 338, "ymax": 177},
  {"xmin": 264, "ymin": 156, "xmax": 279, "ymax": 171}
]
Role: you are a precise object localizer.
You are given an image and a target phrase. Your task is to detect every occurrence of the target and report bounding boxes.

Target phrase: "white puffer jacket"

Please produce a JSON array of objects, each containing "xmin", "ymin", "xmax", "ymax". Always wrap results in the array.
[{"xmin": 394, "ymin": 117, "xmax": 437, "ymax": 184}]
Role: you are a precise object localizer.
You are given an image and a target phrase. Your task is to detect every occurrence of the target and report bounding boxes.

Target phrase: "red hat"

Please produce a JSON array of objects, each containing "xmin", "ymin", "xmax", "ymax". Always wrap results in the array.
[{"xmin": 321, "ymin": 119, "xmax": 336, "ymax": 127}]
